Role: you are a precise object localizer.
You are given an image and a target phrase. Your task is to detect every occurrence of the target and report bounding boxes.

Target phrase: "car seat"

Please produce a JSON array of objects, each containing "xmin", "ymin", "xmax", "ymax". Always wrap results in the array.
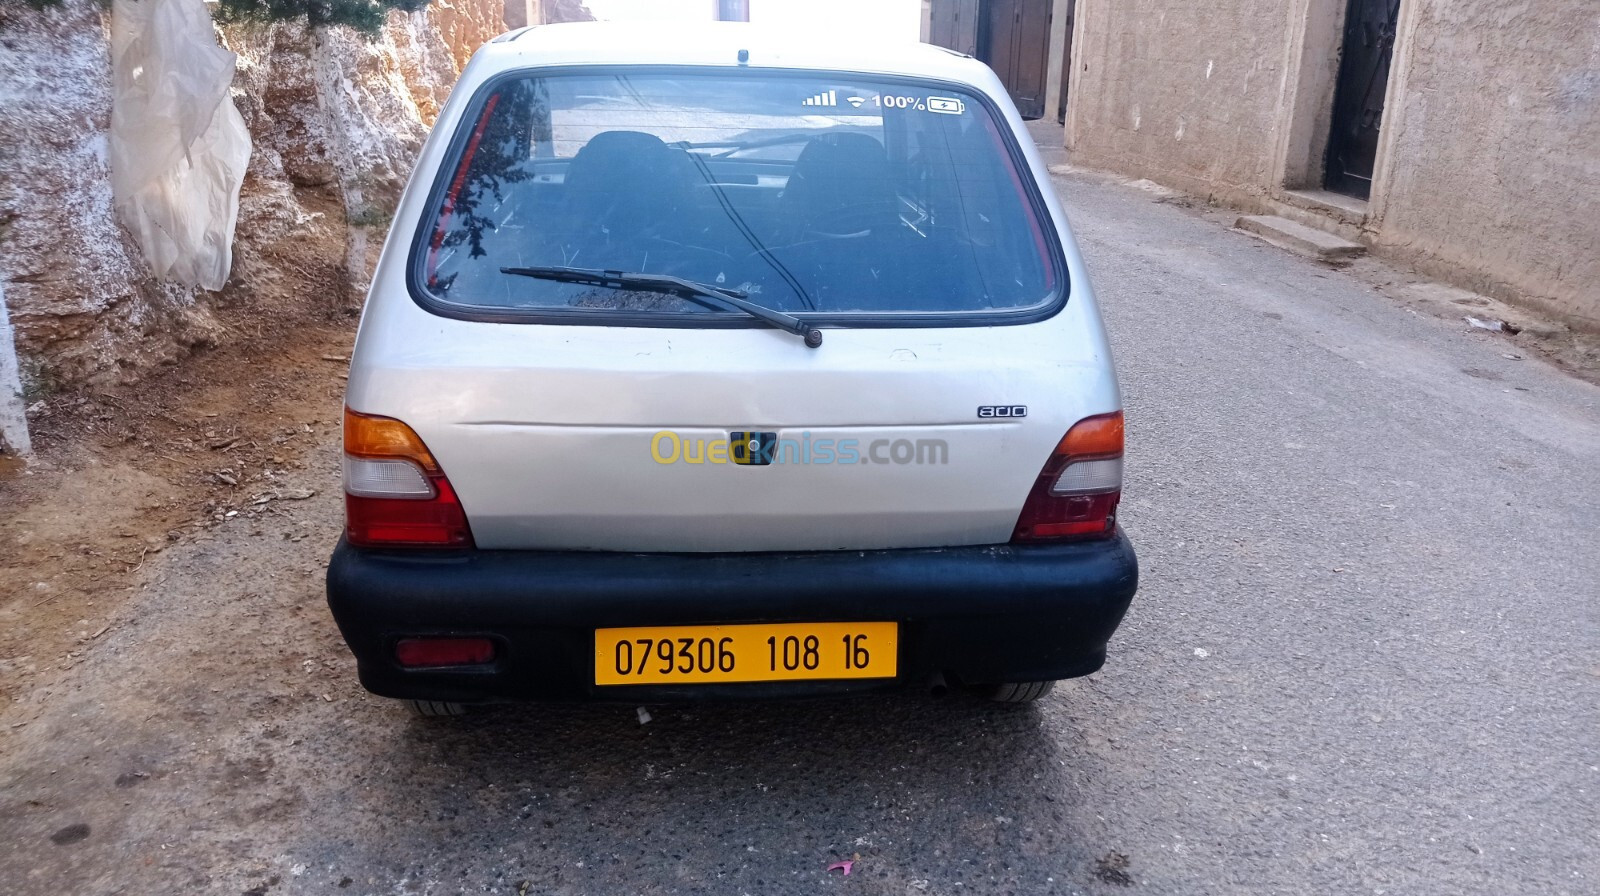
[
  {"xmin": 779, "ymin": 132, "xmax": 899, "ymax": 240},
  {"xmin": 558, "ymin": 131, "xmax": 699, "ymax": 267},
  {"xmin": 774, "ymin": 132, "xmax": 944, "ymax": 310}
]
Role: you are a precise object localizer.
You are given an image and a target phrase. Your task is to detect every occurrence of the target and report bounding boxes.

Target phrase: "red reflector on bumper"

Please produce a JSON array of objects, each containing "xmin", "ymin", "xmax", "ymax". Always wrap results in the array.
[{"xmin": 395, "ymin": 637, "xmax": 496, "ymax": 668}]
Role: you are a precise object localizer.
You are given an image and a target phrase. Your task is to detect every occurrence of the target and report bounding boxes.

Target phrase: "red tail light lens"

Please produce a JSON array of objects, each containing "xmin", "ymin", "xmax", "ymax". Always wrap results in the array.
[
  {"xmin": 1012, "ymin": 411, "xmax": 1124, "ymax": 542},
  {"xmin": 345, "ymin": 479, "xmax": 472, "ymax": 547},
  {"xmin": 344, "ymin": 408, "xmax": 474, "ymax": 549}
]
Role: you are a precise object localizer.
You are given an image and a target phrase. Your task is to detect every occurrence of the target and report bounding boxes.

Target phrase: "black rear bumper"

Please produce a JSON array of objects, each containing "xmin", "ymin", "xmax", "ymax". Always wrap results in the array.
[{"xmin": 325, "ymin": 531, "xmax": 1138, "ymax": 703}]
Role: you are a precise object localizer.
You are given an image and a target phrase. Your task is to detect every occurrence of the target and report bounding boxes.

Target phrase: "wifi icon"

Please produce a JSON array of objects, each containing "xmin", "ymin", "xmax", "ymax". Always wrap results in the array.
[{"xmin": 846, "ymin": 96, "xmax": 866, "ymax": 108}]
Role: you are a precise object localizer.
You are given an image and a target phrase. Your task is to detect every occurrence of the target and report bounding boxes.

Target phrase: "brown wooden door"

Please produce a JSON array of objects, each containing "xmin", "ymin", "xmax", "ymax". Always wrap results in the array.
[
  {"xmin": 929, "ymin": 0, "xmax": 981, "ymax": 57},
  {"xmin": 980, "ymin": 0, "xmax": 1052, "ymax": 119}
]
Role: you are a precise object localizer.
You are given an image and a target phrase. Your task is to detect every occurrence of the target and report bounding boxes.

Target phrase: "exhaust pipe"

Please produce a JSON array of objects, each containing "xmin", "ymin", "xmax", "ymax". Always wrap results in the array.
[{"xmin": 928, "ymin": 672, "xmax": 950, "ymax": 698}]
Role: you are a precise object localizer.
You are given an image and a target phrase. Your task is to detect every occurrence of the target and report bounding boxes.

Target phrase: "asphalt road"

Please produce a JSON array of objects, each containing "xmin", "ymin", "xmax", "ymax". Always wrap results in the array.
[{"xmin": 3, "ymin": 133, "xmax": 1598, "ymax": 895}]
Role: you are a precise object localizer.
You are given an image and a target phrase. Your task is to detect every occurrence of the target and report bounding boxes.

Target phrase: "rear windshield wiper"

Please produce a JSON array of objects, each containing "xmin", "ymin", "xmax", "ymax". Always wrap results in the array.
[
  {"xmin": 672, "ymin": 133, "xmax": 813, "ymax": 159},
  {"xmin": 673, "ymin": 130, "xmax": 870, "ymax": 159},
  {"xmin": 500, "ymin": 266, "xmax": 823, "ymax": 348}
]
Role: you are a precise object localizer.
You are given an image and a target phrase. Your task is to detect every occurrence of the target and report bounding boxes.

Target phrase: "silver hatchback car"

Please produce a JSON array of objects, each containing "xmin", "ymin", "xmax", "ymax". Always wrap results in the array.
[{"xmin": 326, "ymin": 22, "xmax": 1137, "ymax": 715}]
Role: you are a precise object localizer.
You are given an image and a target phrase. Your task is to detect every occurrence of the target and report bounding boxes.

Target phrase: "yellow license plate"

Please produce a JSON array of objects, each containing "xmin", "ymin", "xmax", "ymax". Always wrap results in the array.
[{"xmin": 594, "ymin": 622, "xmax": 898, "ymax": 685}]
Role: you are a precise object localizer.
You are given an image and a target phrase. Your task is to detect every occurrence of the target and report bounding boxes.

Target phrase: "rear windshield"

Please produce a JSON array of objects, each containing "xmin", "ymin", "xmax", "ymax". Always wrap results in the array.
[{"xmin": 414, "ymin": 69, "xmax": 1063, "ymax": 321}]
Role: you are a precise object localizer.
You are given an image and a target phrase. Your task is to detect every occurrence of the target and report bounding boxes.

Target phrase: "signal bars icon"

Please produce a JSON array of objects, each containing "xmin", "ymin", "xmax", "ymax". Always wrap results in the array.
[{"xmin": 802, "ymin": 89, "xmax": 838, "ymax": 107}]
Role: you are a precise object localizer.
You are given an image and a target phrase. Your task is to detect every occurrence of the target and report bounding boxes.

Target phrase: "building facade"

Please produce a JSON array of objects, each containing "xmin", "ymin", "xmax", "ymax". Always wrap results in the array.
[{"xmin": 1063, "ymin": 0, "xmax": 1599, "ymax": 325}]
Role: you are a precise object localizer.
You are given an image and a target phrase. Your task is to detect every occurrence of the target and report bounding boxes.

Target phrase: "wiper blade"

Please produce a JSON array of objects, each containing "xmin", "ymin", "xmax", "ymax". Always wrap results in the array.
[
  {"xmin": 674, "ymin": 130, "xmax": 872, "ymax": 158},
  {"xmin": 500, "ymin": 266, "xmax": 823, "ymax": 348},
  {"xmin": 670, "ymin": 133, "xmax": 812, "ymax": 157}
]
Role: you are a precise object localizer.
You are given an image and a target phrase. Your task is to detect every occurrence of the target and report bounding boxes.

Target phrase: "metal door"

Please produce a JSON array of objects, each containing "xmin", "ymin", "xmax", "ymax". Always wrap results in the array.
[{"xmin": 1325, "ymin": 0, "xmax": 1402, "ymax": 199}]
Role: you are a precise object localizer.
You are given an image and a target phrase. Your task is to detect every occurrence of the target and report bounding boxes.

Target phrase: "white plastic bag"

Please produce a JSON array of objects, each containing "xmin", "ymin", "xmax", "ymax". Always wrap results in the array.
[{"xmin": 110, "ymin": 0, "xmax": 251, "ymax": 291}]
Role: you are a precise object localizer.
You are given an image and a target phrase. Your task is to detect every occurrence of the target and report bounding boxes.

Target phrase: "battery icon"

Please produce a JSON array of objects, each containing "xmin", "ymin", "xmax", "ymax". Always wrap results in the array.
[{"xmin": 926, "ymin": 96, "xmax": 965, "ymax": 115}]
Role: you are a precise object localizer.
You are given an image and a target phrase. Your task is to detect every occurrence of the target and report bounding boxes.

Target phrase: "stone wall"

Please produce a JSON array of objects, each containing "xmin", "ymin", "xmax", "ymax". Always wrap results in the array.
[
  {"xmin": 0, "ymin": 0, "xmax": 189, "ymax": 391},
  {"xmin": 0, "ymin": 0, "xmax": 508, "ymax": 397},
  {"xmin": 430, "ymin": 0, "xmax": 510, "ymax": 72}
]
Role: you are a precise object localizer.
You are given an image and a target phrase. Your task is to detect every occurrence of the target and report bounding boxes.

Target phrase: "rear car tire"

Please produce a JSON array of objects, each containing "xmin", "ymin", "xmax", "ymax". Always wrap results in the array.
[
  {"xmin": 983, "ymin": 680, "xmax": 1056, "ymax": 703},
  {"xmin": 407, "ymin": 699, "xmax": 470, "ymax": 718}
]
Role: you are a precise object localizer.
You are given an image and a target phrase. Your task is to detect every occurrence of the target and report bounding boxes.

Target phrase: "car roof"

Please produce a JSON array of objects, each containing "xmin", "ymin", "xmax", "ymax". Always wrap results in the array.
[{"xmin": 471, "ymin": 21, "xmax": 991, "ymax": 86}]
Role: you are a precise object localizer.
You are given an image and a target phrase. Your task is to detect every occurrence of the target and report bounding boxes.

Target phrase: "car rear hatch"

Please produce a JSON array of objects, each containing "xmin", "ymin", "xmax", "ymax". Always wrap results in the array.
[
  {"xmin": 345, "ymin": 63, "xmax": 1122, "ymax": 552},
  {"xmin": 349, "ymin": 312, "xmax": 1116, "ymax": 551}
]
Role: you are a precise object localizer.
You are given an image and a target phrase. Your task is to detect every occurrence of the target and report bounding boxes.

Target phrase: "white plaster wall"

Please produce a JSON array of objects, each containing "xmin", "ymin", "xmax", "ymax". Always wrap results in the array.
[
  {"xmin": 1043, "ymin": 0, "xmax": 1071, "ymax": 121},
  {"xmin": 1066, "ymin": 0, "xmax": 1293, "ymax": 201},
  {"xmin": 749, "ymin": 0, "xmax": 922, "ymax": 41},
  {"xmin": 586, "ymin": 0, "xmax": 922, "ymax": 40},
  {"xmin": 1367, "ymin": 0, "xmax": 1600, "ymax": 324},
  {"xmin": 1065, "ymin": 0, "xmax": 1600, "ymax": 325}
]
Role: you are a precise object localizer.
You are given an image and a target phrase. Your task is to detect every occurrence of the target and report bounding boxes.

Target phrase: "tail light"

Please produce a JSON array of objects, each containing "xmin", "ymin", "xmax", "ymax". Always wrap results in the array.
[
  {"xmin": 343, "ymin": 407, "xmax": 474, "ymax": 548},
  {"xmin": 1012, "ymin": 411, "xmax": 1123, "ymax": 542}
]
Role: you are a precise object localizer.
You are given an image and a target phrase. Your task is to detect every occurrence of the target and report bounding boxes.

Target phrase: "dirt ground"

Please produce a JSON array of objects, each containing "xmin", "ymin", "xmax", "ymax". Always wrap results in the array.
[
  {"xmin": 0, "ymin": 152, "xmax": 366, "ymax": 722},
  {"xmin": 0, "ymin": 313, "xmax": 353, "ymax": 723}
]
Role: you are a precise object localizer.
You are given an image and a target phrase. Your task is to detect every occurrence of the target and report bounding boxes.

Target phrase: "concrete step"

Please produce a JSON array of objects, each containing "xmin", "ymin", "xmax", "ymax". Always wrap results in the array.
[
  {"xmin": 1279, "ymin": 188, "xmax": 1369, "ymax": 226},
  {"xmin": 1235, "ymin": 215, "xmax": 1366, "ymax": 260}
]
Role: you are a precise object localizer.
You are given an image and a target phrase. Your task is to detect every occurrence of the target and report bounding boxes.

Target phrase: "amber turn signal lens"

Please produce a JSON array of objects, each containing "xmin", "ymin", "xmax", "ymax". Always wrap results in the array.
[
  {"xmin": 344, "ymin": 407, "xmax": 439, "ymax": 473},
  {"xmin": 1057, "ymin": 411, "xmax": 1124, "ymax": 458}
]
